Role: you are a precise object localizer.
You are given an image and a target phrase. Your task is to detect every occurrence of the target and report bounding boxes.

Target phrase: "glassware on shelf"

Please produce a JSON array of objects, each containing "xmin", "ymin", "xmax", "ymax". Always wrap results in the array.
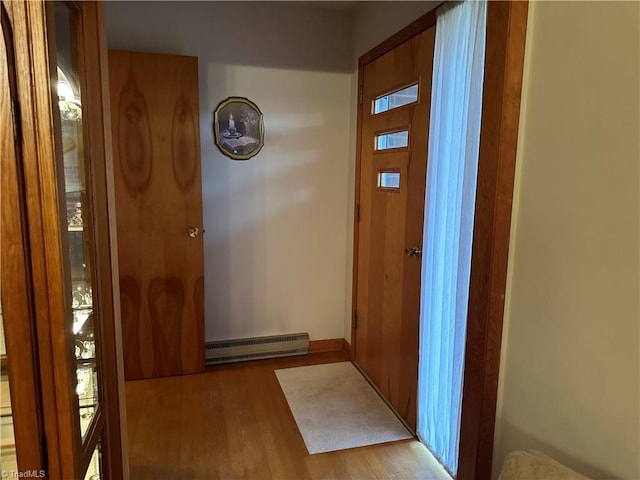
[
  {"xmin": 67, "ymin": 201, "xmax": 83, "ymax": 229},
  {"xmin": 72, "ymin": 282, "xmax": 93, "ymax": 345}
]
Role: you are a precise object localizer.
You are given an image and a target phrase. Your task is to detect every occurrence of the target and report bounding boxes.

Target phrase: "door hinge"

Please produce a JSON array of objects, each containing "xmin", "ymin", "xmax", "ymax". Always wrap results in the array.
[
  {"xmin": 355, "ymin": 204, "xmax": 360, "ymax": 223},
  {"xmin": 353, "ymin": 311, "xmax": 358, "ymax": 330},
  {"xmin": 41, "ymin": 434, "xmax": 48, "ymax": 472},
  {"xmin": 11, "ymin": 99, "xmax": 21, "ymax": 140},
  {"xmin": 359, "ymin": 85, "xmax": 364, "ymax": 105}
]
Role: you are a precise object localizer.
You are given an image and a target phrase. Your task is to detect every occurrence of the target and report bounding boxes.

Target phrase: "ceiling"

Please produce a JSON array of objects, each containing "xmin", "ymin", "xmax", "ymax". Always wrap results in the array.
[{"xmin": 280, "ymin": 1, "xmax": 361, "ymax": 12}]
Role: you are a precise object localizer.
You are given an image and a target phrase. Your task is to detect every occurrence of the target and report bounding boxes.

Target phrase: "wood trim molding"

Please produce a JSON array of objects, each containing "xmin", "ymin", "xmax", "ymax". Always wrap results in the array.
[
  {"xmin": 307, "ymin": 338, "xmax": 352, "ymax": 358},
  {"xmin": 308, "ymin": 339, "xmax": 345, "ymax": 354},
  {"xmin": 351, "ymin": 2, "xmax": 529, "ymax": 478},
  {"xmin": 94, "ymin": 2, "xmax": 130, "ymax": 477},
  {"xmin": 342, "ymin": 338, "xmax": 351, "ymax": 358},
  {"xmin": 457, "ymin": 2, "xmax": 529, "ymax": 479},
  {"xmin": 349, "ymin": 59, "xmax": 364, "ymax": 362},
  {"xmin": 81, "ymin": 3, "xmax": 126, "ymax": 478}
]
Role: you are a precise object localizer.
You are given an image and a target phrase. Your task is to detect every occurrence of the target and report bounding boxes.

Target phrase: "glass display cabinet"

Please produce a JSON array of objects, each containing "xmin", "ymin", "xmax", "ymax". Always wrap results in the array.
[{"xmin": 1, "ymin": 1, "xmax": 125, "ymax": 478}]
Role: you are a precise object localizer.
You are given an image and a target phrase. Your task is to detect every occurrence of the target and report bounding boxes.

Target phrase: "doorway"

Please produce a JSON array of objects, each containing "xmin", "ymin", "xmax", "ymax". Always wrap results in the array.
[{"xmin": 350, "ymin": 3, "xmax": 529, "ymax": 479}]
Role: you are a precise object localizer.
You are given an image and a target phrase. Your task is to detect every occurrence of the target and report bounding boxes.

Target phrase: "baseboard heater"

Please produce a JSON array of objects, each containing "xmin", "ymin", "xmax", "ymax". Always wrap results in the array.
[{"xmin": 205, "ymin": 332, "xmax": 310, "ymax": 366}]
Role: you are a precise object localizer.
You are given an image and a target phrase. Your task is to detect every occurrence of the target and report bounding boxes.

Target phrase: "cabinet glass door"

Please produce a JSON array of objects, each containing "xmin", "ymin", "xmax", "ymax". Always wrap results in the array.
[
  {"xmin": 53, "ymin": 1, "xmax": 101, "ymax": 442},
  {"xmin": 45, "ymin": 0, "xmax": 124, "ymax": 476},
  {"xmin": 53, "ymin": 2, "xmax": 102, "ymax": 445}
]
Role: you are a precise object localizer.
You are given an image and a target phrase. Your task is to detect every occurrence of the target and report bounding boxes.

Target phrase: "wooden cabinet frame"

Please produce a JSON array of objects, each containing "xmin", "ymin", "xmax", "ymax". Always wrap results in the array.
[
  {"xmin": 1, "ymin": 2, "xmax": 46, "ymax": 473},
  {"xmin": 2, "ymin": 1, "xmax": 128, "ymax": 478}
]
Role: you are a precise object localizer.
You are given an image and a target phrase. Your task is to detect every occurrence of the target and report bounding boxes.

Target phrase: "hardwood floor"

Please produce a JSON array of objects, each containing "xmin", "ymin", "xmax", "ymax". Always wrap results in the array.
[{"xmin": 125, "ymin": 351, "xmax": 450, "ymax": 479}]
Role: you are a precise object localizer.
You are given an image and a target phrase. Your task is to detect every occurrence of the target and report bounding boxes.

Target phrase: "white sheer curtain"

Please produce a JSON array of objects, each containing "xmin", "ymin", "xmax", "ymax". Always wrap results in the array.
[{"xmin": 417, "ymin": 0, "xmax": 487, "ymax": 475}]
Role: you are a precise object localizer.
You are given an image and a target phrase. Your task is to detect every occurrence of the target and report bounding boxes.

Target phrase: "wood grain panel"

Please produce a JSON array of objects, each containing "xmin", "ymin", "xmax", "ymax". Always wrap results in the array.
[
  {"xmin": 171, "ymin": 95, "xmax": 198, "ymax": 190},
  {"xmin": 355, "ymin": 28, "xmax": 435, "ymax": 432},
  {"xmin": 148, "ymin": 277, "xmax": 184, "ymax": 377},
  {"xmin": 120, "ymin": 276, "xmax": 143, "ymax": 380},
  {"xmin": 109, "ymin": 50, "xmax": 205, "ymax": 380},
  {"xmin": 184, "ymin": 275, "xmax": 205, "ymax": 373},
  {"xmin": 116, "ymin": 72, "xmax": 152, "ymax": 196}
]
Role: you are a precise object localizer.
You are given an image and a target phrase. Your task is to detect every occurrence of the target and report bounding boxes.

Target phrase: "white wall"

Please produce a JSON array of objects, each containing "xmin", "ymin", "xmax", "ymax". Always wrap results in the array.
[
  {"xmin": 494, "ymin": 2, "xmax": 640, "ymax": 479},
  {"xmin": 106, "ymin": 1, "xmax": 353, "ymax": 342}
]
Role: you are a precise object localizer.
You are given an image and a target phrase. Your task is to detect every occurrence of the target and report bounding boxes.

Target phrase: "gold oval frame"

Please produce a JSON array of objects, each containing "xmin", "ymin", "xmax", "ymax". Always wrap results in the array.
[{"xmin": 213, "ymin": 97, "xmax": 264, "ymax": 160}]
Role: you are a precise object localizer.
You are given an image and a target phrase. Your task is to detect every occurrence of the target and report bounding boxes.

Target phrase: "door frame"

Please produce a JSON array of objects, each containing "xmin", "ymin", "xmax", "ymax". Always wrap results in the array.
[{"xmin": 350, "ymin": 2, "xmax": 529, "ymax": 479}]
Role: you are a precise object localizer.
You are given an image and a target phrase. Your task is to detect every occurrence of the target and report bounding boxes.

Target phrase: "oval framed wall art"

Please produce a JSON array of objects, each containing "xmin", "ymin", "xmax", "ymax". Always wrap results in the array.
[{"xmin": 213, "ymin": 97, "xmax": 264, "ymax": 160}]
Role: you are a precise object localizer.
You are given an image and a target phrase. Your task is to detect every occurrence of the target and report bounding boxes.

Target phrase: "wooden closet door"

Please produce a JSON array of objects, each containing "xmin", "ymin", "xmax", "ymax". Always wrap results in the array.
[{"xmin": 109, "ymin": 51, "xmax": 205, "ymax": 380}]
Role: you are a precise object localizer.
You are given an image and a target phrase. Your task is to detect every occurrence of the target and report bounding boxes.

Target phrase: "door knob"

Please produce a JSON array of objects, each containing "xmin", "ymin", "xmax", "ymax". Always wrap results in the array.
[
  {"xmin": 405, "ymin": 246, "xmax": 422, "ymax": 258},
  {"xmin": 188, "ymin": 227, "xmax": 200, "ymax": 238}
]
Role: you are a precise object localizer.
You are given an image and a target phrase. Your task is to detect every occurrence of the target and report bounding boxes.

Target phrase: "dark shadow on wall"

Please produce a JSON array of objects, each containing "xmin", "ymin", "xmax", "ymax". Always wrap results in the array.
[{"xmin": 104, "ymin": 1, "xmax": 353, "ymax": 74}]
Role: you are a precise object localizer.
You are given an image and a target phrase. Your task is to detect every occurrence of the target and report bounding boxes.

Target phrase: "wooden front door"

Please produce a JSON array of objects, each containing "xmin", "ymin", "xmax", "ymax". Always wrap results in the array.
[
  {"xmin": 109, "ymin": 51, "xmax": 205, "ymax": 380},
  {"xmin": 354, "ymin": 26, "xmax": 435, "ymax": 431}
]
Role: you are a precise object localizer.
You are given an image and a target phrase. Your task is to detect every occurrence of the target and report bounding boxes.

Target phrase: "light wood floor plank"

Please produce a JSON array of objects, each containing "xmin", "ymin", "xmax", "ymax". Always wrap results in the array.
[{"xmin": 125, "ymin": 351, "xmax": 450, "ymax": 480}]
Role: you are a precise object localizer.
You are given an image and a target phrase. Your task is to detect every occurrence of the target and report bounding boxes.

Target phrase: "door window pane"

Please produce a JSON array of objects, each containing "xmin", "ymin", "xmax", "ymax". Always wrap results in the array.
[
  {"xmin": 378, "ymin": 171, "xmax": 401, "ymax": 189},
  {"xmin": 375, "ymin": 130, "xmax": 409, "ymax": 150},
  {"xmin": 373, "ymin": 83, "xmax": 419, "ymax": 114},
  {"xmin": 54, "ymin": 2, "xmax": 100, "ymax": 440}
]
